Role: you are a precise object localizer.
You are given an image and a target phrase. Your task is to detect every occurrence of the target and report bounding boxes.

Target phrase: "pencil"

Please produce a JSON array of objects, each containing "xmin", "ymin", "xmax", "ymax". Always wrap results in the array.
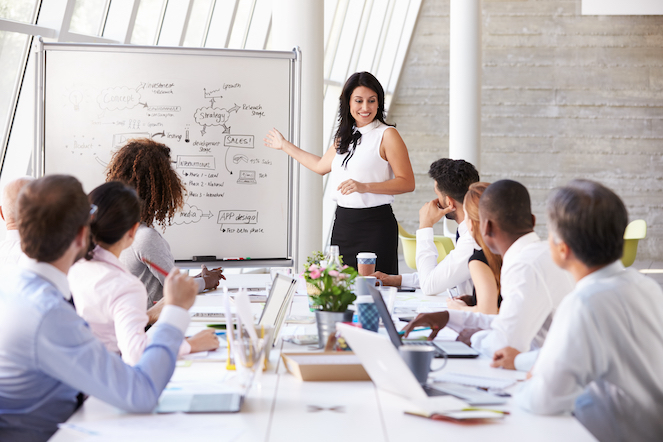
[{"xmin": 141, "ymin": 257, "xmax": 169, "ymax": 277}]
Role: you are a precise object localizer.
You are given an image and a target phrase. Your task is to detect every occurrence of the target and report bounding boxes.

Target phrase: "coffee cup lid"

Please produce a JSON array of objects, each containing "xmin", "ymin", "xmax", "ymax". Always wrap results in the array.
[
  {"xmin": 355, "ymin": 295, "xmax": 374, "ymax": 304},
  {"xmin": 356, "ymin": 252, "xmax": 377, "ymax": 259}
]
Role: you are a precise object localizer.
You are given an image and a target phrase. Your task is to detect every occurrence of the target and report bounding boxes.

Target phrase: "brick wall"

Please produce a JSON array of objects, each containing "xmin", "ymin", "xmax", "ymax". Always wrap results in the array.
[{"xmin": 389, "ymin": 0, "xmax": 663, "ymax": 260}]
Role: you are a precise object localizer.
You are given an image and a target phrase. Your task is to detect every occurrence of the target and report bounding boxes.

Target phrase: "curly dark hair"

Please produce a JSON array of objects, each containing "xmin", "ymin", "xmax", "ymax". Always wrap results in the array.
[
  {"xmin": 428, "ymin": 158, "xmax": 480, "ymax": 203},
  {"xmin": 334, "ymin": 72, "xmax": 393, "ymax": 156},
  {"xmin": 105, "ymin": 138, "xmax": 184, "ymax": 229}
]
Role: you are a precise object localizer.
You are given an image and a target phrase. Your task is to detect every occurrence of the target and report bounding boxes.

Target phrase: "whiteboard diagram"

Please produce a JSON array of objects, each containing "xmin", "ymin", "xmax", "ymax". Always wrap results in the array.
[{"xmin": 38, "ymin": 44, "xmax": 299, "ymax": 264}]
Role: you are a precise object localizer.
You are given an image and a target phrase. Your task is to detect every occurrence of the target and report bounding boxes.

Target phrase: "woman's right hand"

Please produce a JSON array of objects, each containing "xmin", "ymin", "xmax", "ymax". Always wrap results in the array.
[
  {"xmin": 264, "ymin": 128, "xmax": 286, "ymax": 150},
  {"xmin": 186, "ymin": 329, "xmax": 220, "ymax": 353}
]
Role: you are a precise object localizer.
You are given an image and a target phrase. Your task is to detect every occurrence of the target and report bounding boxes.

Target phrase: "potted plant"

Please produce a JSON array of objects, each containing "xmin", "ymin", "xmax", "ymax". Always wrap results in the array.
[{"xmin": 302, "ymin": 251, "xmax": 358, "ymax": 347}]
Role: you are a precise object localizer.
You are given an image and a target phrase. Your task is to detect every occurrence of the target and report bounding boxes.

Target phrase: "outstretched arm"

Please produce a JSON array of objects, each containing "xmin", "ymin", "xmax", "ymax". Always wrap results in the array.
[{"xmin": 264, "ymin": 128, "xmax": 335, "ymax": 175}]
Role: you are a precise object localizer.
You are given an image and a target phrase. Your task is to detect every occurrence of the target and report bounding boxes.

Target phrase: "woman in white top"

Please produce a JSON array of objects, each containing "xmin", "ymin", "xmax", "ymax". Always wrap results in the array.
[
  {"xmin": 264, "ymin": 72, "xmax": 414, "ymax": 273},
  {"xmin": 69, "ymin": 182, "xmax": 219, "ymax": 365}
]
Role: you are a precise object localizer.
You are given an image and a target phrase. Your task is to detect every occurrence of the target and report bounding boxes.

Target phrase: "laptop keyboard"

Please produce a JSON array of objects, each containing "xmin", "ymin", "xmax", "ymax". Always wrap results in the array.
[
  {"xmin": 422, "ymin": 385, "xmax": 448, "ymax": 397},
  {"xmin": 401, "ymin": 340, "xmax": 445, "ymax": 357}
]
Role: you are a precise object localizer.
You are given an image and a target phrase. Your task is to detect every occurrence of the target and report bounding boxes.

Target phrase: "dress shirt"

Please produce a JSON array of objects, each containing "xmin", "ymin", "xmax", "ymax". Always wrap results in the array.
[
  {"xmin": 0, "ymin": 230, "xmax": 23, "ymax": 266},
  {"xmin": 400, "ymin": 221, "xmax": 478, "ymax": 296},
  {"xmin": 516, "ymin": 261, "xmax": 663, "ymax": 442},
  {"xmin": 70, "ymin": 246, "xmax": 191, "ymax": 365},
  {"xmin": 0, "ymin": 260, "xmax": 189, "ymax": 441},
  {"xmin": 446, "ymin": 232, "xmax": 574, "ymax": 357}
]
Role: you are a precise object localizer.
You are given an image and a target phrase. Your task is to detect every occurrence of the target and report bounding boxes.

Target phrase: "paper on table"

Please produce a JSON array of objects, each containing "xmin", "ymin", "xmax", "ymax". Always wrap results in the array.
[
  {"xmin": 58, "ymin": 413, "xmax": 245, "ymax": 441},
  {"xmin": 430, "ymin": 372, "xmax": 518, "ymax": 390},
  {"xmin": 285, "ymin": 354, "xmax": 361, "ymax": 365},
  {"xmin": 181, "ymin": 348, "xmax": 228, "ymax": 362}
]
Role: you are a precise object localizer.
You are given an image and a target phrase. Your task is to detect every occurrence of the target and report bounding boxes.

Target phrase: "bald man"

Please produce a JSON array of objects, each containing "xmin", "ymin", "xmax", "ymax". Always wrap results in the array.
[
  {"xmin": 403, "ymin": 180, "xmax": 574, "ymax": 366},
  {"xmin": 0, "ymin": 176, "xmax": 34, "ymax": 265}
]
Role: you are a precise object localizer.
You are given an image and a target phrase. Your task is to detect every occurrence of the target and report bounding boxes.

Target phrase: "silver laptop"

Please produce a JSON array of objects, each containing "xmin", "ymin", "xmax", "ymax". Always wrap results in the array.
[
  {"xmin": 258, "ymin": 272, "xmax": 298, "ymax": 347},
  {"xmin": 337, "ymin": 323, "xmax": 505, "ymax": 406}
]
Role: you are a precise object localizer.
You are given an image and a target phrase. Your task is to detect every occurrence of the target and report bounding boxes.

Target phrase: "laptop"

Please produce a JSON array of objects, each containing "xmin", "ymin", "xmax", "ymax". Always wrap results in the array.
[
  {"xmin": 337, "ymin": 323, "xmax": 505, "ymax": 406},
  {"xmin": 359, "ymin": 278, "xmax": 479, "ymax": 358},
  {"xmin": 237, "ymin": 170, "xmax": 257, "ymax": 184},
  {"xmin": 155, "ymin": 274, "xmax": 297, "ymax": 413},
  {"xmin": 258, "ymin": 272, "xmax": 298, "ymax": 347}
]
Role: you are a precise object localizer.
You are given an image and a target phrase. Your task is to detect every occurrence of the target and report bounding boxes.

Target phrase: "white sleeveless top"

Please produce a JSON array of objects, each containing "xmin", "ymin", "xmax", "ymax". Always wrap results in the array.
[{"xmin": 330, "ymin": 120, "xmax": 396, "ymax": 209}]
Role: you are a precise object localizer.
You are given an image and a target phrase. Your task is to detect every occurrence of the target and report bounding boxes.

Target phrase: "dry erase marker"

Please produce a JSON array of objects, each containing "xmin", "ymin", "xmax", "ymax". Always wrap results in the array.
[{"xmin": 141, "ymin": 257, "xmax": 169, "ymax": 277}]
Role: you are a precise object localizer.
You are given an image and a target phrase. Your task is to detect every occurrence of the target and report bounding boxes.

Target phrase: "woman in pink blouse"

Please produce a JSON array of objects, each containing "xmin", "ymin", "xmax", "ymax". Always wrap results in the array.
[{"xmin": 69, "ymin": 181, "xmax": 219, "ymax": 365}]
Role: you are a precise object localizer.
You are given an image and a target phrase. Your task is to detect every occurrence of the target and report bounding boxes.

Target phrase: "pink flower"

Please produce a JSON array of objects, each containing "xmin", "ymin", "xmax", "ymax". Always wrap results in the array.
[
  {"xmin": 337, "ymin": 273, "xmax": 348, "ymax": 280},
  {"xmin": 309, "ymin": 268, "xmax": 322, "ymax": 279},
  {"xmin": 342, "ymin": 265, "xmax": 348, "ymax": 269},
  {"xmin": 308, "ymin": 264, "xmax": 319, "ymax": 272},
  {"xmin": 328, "ymin": 270, "xmax": 339, "ymax": 277}
]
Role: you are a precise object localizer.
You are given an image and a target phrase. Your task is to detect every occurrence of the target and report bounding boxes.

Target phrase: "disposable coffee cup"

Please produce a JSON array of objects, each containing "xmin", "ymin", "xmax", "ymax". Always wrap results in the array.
[
  {"xmin": 399, "ymin": 345, "xmax": 444, "ymax": 385},
  {"xmin": 356, "ymin": 252, "xmax": 377, "ymax": 276}
]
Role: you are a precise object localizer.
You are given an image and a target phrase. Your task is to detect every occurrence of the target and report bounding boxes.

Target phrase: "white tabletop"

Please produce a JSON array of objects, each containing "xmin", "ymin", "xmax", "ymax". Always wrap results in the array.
[{"xmin": 49, "ymin": 278, "xmax": 596, "ymax": 441}]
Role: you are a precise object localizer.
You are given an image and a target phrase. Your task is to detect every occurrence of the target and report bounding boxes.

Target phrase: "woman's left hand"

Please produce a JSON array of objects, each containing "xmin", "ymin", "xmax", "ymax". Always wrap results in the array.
[
  {"xmin": 338, "ymin": 179, "xmax": 367, "ymax": 195},
  {"xmin": 446, "ymin": 298, "xmax": 469, "ymax": 310}
]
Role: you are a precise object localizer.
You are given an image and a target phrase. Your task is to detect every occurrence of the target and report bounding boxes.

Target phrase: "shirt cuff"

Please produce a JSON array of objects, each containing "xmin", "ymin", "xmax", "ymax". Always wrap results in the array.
[
  {"xmin": 416, "ymin": 227, "xmax": 434, "ymax": 241},
  {"xmin": 157, "ymin": 305, "xmax": 190, "ymax": 334},
  {"xmin": 401, "ymin": 273, "xmax": 418, "ymax": 288},
  {"xmin": 514, "ymin": 350, "xmax": 539, "ymax": 372},
  {"xmin": 194, "ymin": 277, "xmax": 205, "ymax": 293},
  {"xmin": 179, "ymin": 339, "xmax": 192, "ymax": 356},
  {"xmin": 446, "ymin": 309, "xmax": 468, "ymax": 332}
]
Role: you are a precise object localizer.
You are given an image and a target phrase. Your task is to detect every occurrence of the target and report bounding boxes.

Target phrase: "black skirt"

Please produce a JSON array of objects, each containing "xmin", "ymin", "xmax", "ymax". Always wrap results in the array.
[{"xmin": 331, "ymin": 204, "xmax": 399, "ymax": 275}]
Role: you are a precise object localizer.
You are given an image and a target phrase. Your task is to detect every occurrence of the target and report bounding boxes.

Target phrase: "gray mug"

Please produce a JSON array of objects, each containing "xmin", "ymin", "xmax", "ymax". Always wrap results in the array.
[{"xmin": 399, "ymin": 345, "xmax": 444, "ymax": 385}]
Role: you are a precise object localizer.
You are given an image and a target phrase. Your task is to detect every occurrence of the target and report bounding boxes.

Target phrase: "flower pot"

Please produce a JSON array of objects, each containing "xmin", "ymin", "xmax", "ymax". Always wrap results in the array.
[{"xmin": 315, "ymin": 310, "xmax": 353, "ymax": 349}]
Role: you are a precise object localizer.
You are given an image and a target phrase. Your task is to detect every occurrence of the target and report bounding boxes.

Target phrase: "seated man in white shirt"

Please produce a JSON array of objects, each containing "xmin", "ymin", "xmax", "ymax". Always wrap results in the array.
[
  {"xmin": 402, "ymin": 180, "xmax": 574, "ymax": 362},
  {"xmin": 0, "ymin": 175, "xmax": 198, "ymax": 441},
  {"xmin": 0, "ymin": 176, "xmax": 34, "ymax": 265},
  {"xmin": 514, "ymin": 180, "xmax": 663, "ymax": 442},
  {"xmin": 374, "ymin": 158, "xmax": 480, "ymax": 295}
]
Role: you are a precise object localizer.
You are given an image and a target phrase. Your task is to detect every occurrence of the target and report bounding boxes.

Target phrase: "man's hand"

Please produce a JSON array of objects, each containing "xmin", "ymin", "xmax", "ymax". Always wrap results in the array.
[
  {"xmin": 163, "ymin": 267, "xmax": 198, "ymax": 310},
  {"xmin": 401, "ymin": 311, "xmax": 450, "ymax": 340},
  {"xmin": 202, "ymin": 265, "xmax": 224, "ymax": 290},
  {"xmin": 146, "ymin": 298, "xmax": 165, "ymax": 324},
  {"xmin": 456, "ymin": 328, "xmax": 481, "ymax": 346},
  {"xmin": 447, "ymin": 296, "xmax": 471, "ymax": 310},
  {"xmin": 372, "ymin": 271, "xmax": 402, "ymax": 287},
  {"xmin": 491, "ymin": 346, "xmax": 521, "ymax": 370},
  {"xmin": 186, "ymin": 329, "xmax": 220, "ymax": 353},
  {"xmin": 419, "ymin": 199, "xmax": 454, "ymax": 229}
]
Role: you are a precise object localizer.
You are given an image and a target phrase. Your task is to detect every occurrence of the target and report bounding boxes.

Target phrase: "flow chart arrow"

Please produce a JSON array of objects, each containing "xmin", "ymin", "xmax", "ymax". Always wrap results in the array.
[
  {"xmin": 152, "ymin": 131, "xmax": 165, "ymax": 138},
  {"xmin": 139, "ymin": 101, "xmax": 148, "ymax": 108},
  {"xmin": 202, "ymin": 211, "xmax": 213, "ymax": 219},
  {"xmin": 224, "ymin": 148, "xmax": 233, "ymax": 175}
]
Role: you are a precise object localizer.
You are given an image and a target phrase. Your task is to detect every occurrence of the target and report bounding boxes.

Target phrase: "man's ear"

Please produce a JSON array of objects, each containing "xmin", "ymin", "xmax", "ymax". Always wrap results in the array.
[
  {"xmin": 446, "ymin": 196, "xmax": 456, "ymax": 210},
  {"xmin": 482, "ymin": 218, "xmax": 493, "ymax": 238},
  {"xmin": 557, "ymin": 240, "xmax": 572, "ymax": 261},
  {"xmin": 0, "ymin": 206, "xmax": 4, "ymax": 221},
  {"xmin": 531, "ymin": 214, "xmax": 536, "ymax": 228},
  {"xmin": 128, "ymin": 222, "xmax": 140, "ymax": 240},
  {"xmin": 75, "ymin": 225, "xmax": 88, "ymax": 247}
]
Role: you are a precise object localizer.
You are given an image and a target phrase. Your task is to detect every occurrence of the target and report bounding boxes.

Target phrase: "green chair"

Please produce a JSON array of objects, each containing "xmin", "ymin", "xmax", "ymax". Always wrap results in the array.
[
  {"xmin": 621, "ymin": 219, "xmax": 647, "ymax": 267},
  {"xmin": 398, "ymin": 223, "xmax": 455, "ymax": 270}
]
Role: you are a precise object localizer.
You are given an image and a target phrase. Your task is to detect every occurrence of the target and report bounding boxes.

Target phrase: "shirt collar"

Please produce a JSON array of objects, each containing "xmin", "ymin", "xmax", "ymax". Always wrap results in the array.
[
  {"xmin": 90, "ymin": 244, "xmax": 126, "ymax": 271},
  {"xmin": 356, "ymin": 119, "xmax": 380, "ymax": 135},
  {"xmin": 575, "ymin": 260, "xmax": 625, "ymax": 291},
  {"xmin": 20, "ymin": 258, "xmax": 72, "ymax": 300},
  {"xmin": 503, "ymin": 231, "xmax": 540, "ymax": 265},
  {"xmin": 457, "ymin": 220, "xmax": 469, "ymax": 237},
  {"xmin": 5, "ymin": 230, "xmax": 20, "ymax": 241}
]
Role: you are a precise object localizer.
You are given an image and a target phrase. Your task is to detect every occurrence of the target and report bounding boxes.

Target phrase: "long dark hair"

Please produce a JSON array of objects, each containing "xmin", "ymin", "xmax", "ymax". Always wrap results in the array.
[
  {"xmin": 86, "ymin": 181, "xmax": 141, "ymax": 260},
  {"xmin": 334, "ymin": 72, "xmax": 392, "ymax": 160}
]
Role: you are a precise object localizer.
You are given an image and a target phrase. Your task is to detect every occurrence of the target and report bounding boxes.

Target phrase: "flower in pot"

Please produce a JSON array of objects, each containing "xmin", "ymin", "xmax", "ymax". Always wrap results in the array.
[{"xmin": 302, "ymin": 252, "xmax": 358, "ymax": 347}]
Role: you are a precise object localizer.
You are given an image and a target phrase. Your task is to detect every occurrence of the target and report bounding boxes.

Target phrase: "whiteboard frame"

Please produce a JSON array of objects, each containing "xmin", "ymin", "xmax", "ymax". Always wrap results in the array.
[{"xmin": 34, "ymin": 38, "xmax": 301, "ymax": 270}]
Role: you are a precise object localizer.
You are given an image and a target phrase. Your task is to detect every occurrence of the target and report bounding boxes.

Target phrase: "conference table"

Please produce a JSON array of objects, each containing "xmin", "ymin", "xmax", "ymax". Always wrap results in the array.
[{"xmin": 50, "ymin": 275, "xmax": 596, "ymax": 441}]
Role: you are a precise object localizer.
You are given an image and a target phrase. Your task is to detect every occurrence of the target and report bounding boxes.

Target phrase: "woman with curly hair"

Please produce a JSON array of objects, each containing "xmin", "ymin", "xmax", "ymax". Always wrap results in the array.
[
  {"xmin": 264, "ymin": 72, "xmax": 414, "ymax": 273},
  {"xmin": 107, "ymin": 138, "xmax": 222, "ymax": 310}
]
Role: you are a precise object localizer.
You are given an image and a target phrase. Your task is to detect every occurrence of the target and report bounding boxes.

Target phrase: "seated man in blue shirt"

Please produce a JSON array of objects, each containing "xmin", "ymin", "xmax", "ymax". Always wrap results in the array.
[{"xmin": 0, "ymin": 175, "xmax": 198, "ymax": 441}]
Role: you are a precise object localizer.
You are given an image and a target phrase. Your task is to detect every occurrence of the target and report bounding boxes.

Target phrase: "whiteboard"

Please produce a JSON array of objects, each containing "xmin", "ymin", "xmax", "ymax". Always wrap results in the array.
[
  {"xmin": 582, "ymin": 0, "xmax": 663, "ymax": 15},
  {"xmin": 36, "ymin": 42, "xmax": 299, "ymax": 265}
]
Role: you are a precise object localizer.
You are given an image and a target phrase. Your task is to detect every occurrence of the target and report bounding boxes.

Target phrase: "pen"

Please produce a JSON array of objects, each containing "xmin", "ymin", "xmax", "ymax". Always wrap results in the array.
[
  {"xmin": 398, "ymin": 326, "xmax": 431, "ymax": 335},
  {"xmin": 141, "ymin": 257, "xmax": 169, "ymax": 277}
]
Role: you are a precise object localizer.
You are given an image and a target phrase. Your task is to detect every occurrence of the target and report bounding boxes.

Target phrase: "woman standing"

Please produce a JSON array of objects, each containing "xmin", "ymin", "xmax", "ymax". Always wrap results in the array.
[
  {"xmin": 447, "ymin": 182, "xmax": 502, "ymax": 314},
  {"xmin": 106, "ymin": 138, "xmax": 222, "ymax": 310},
  {"xmin": 264, "ymin": 72, "xmax": 414, "ymax": 273},
  {"xmin": 69, "ymin": 182, "xmax": 219, "ymax": 365}
]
